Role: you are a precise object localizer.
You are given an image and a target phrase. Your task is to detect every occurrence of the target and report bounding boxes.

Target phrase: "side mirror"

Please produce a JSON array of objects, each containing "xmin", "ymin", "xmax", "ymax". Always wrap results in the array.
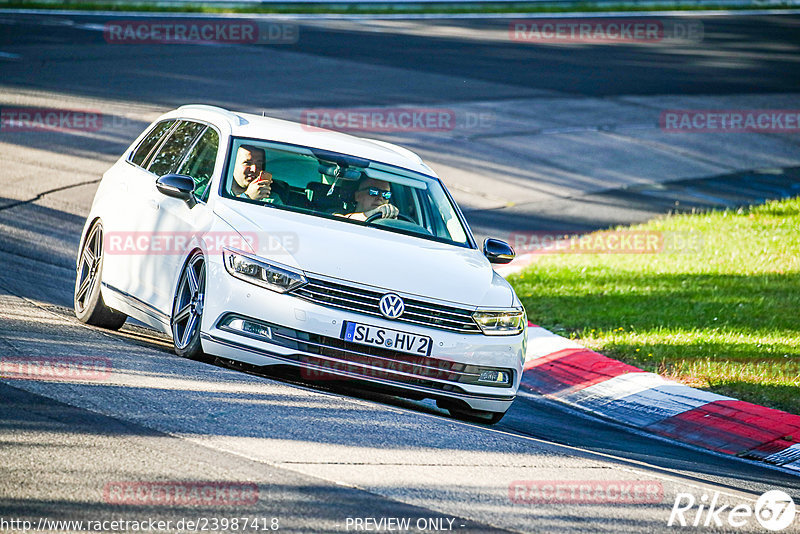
[
  {"xmin": 483, "ymin": 238, "xmax": 515, "ymax": 264},
  {"xmin": 156, "ymin": 174, "xmax": 196, "ymax": 208}
]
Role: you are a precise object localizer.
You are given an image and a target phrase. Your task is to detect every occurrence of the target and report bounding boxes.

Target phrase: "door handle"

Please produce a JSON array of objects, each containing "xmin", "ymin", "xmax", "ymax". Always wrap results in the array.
[{"xmin": 148, "ymin": 199, "xmax": 159, "ymax": 211}]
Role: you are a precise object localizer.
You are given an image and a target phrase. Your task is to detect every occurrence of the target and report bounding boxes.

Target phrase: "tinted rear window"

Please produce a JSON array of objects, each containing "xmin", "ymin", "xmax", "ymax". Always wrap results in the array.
[
  {"xmin": 130, "ymin": 120, "xmax": 175, "ymax": 168},
  {"xmin": 147, "ymin": 121, "xmax": 206, "ymax": 177}
]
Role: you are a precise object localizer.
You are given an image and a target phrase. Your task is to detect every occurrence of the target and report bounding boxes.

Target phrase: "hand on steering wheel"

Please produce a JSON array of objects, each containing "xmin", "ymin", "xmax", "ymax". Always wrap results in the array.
[
  {"xmin": 364, "ymin": 204, "xmax": 399, "ymax": 222},
  {"xmin": 363, "ymin": 205, "xmax": 418, "ymax": 224}
]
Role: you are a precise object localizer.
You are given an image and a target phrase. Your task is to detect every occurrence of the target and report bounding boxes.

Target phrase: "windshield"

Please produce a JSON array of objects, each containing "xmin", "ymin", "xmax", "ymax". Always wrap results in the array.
[{"xmin": 220, "ymin": 138, "xmax": 470, "ymax": 247}]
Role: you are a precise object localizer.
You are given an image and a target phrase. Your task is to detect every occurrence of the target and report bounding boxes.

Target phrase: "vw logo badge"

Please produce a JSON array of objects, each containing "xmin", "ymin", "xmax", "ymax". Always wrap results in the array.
[{"xmin": 379, "ymin": 293, "xmax": 405, "ymax": 319}]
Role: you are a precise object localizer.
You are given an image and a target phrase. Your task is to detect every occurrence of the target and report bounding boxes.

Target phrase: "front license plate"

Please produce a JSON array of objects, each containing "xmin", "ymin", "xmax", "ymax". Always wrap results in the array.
[{"xmin": 343, "ymin": 321, "xmax": 432, "ymax": 356}]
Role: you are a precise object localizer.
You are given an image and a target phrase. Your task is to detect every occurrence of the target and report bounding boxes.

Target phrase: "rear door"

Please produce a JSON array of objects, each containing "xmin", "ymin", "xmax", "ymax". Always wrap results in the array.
[{"xmin": 101, "ymin": 119, "xmax": 176, "ymax": 297}]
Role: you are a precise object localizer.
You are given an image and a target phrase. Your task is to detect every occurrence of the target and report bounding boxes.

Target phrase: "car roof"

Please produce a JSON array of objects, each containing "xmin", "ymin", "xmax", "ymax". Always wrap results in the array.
[{"xmin": 165, "ymin": 104, "xmax": 436, "ymax": 177}]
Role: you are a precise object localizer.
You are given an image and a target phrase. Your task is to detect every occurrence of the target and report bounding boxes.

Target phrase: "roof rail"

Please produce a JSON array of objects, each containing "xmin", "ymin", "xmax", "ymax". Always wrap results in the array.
[
  {"xmin": 176, "ymin": 104, "xmax": 247, "ymax": 126},
  {"xmin": 366, "ymin": 139, "xmax": 424, "ymax": 165}
]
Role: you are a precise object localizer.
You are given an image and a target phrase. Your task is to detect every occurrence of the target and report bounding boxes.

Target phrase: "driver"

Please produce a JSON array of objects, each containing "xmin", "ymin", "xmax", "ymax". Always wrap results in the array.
[
  {"xmin": 230, "ymin": 144, "xmax": 283, "ymax": 204},
  {"xmin": 341, "ymin": 178, "xmax": 398, "ymax": 221}
]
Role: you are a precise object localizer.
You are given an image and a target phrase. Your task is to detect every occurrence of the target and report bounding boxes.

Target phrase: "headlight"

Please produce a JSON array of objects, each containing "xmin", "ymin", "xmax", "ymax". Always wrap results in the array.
[
  {"xmin": 223, "ymin": 248, "xmax": 306, "ymax": 293},
  {"xmin": 472, "ymin": 308, "xmax": 525, "ymax": 336}
]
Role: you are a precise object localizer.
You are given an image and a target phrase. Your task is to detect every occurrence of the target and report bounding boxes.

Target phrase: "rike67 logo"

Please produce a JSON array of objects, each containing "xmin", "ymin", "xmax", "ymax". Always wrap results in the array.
[{"xmin": 668, "ymin": 490, "xmax": 796, "ymax": 531}]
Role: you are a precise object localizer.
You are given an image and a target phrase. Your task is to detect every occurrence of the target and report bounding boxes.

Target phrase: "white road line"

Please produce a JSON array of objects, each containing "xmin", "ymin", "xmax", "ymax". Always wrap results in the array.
[{"xmin": 0, "ymin": 51, "xmax": 20, "ymax": 59}]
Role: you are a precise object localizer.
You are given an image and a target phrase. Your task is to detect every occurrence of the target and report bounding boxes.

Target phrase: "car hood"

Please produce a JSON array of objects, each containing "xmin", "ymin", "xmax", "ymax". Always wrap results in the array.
[{"xmin": 214, "ymin": 200, "xmax": 515, "ymax": 308}]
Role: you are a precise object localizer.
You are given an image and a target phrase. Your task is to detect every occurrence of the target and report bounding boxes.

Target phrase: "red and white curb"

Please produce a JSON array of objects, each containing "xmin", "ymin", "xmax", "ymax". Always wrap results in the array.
[{"xmin": 521, "ymin": 323, "xmax": 800, "ymax": 472}]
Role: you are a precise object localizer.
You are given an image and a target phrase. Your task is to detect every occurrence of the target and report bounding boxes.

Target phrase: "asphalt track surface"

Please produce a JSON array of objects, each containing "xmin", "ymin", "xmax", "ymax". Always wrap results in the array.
[{"xmin": 0, "ymin": 12, "xmax": 799, "ymax": 533}]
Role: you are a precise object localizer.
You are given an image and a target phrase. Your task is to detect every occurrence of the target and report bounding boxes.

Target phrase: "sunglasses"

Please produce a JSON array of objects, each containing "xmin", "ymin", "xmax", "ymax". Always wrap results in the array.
[{"xmin": 360, "ymin": 187, "xmax": 391, "ymax": 200}]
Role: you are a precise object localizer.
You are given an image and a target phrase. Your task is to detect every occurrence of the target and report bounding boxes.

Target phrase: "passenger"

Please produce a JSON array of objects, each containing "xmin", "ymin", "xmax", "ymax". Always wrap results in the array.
[
  {"xmin": 230, "ymin": 144, "xmax": 283, "ymax": 204},
  {"xmin": 341, "ymin": 178, "xmax": 398, "ymax": 221}
]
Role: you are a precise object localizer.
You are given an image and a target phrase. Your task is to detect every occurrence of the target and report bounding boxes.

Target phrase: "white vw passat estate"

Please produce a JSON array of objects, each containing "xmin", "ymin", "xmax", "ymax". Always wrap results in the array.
[{"xmin": 74, "ymin": 105, "xmax": 526, "ymax": 424}]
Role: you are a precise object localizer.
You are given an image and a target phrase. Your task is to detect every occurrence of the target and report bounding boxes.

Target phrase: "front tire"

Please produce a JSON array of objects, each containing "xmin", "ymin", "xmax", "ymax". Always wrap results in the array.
[
  {"xmin": 73, "ymin": 221, "xmax": 127, "ymax": 329},
  {"xmin": 171, "ymin": 251, "xmax": 206, "ymax": 360}
]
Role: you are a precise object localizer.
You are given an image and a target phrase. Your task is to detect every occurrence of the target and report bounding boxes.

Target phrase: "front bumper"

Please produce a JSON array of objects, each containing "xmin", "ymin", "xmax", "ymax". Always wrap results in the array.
[{"xmin": 201, "ymin": 263, "xmax": 525, "ymax": 412}]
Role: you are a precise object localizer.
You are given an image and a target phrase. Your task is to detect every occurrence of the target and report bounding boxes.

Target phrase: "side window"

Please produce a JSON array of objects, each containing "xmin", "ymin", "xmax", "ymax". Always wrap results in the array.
[
  {"xmin": 147, "ymin": 121, "xmax": 206, "ymax": 177},
  {"xmin": 130, "ymin": 120, "xmax": 176, "ymax": 168},
  {"xmin": 176, "ymin": 127, "xmax": 219, "ymax": 201}
]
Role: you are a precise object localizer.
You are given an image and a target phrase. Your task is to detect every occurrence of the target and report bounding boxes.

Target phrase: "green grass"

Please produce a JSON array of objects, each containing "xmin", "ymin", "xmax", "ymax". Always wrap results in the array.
[
  {"xmin": 1, "ymin": 0, "xmax": 796, "ymax": 14},
  {"xmin": 509, "ymin": 197, "xmax": 800, "ymax": 415}
]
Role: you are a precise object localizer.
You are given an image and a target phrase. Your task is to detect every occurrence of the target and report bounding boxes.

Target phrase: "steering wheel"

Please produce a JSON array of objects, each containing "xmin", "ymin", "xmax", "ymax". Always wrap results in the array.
[{"xmin": 365, "ymin": 212, "xmax": 417, "ymax": 224}]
